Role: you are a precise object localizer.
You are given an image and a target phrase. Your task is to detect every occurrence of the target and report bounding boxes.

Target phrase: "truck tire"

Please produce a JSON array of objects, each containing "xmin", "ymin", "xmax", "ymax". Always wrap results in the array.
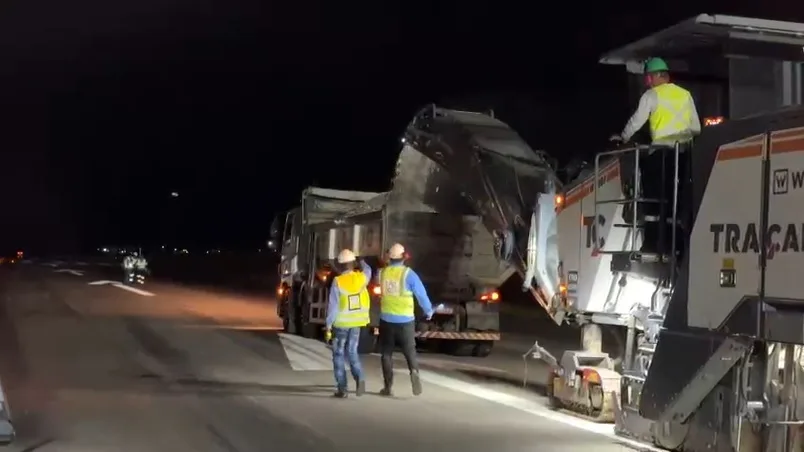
[
  {"xmin": 472, "ymin": 341, "xmax": 494, "ymax": 358},
  {"xmin": 284, "ymin": 300, "xmax": 300, "ymax": 335},
  {"xmin": 284, "ymin": 287, "xmax": 302, "ymax": 335},
  {"xmin": 449, "ymin": 341, "xmax": 475, "ymax": 357},
  {"xmin": 356, "ymin": 326, "xmax": 376, "ymax": 355},
  {"xmin": 299, "ymin": 290, "xmax": 320, "ymax": 339}
]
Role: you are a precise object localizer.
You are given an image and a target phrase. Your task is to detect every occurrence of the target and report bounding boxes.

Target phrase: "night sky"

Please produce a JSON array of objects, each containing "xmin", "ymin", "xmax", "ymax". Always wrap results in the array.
[{"xmin": 0, "ymin": 0, "xmax": 800, "ymax": 253}]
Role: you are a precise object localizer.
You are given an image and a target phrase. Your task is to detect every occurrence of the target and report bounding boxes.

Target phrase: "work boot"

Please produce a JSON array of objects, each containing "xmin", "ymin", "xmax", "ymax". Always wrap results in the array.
[
  {"xmin": 333, "ymin": 388, "xmax": 348, "ymax": 398},
  {"xmin": 379, "ymin": 386, "xmax": 393, "ymax": 397},
  {"xmin": 355, "ymin": 380, "xmax": 366, "ymax": 397},
  {"xmin": 410, "ymin": 371, "xmax": 422, "ymax": 396}
]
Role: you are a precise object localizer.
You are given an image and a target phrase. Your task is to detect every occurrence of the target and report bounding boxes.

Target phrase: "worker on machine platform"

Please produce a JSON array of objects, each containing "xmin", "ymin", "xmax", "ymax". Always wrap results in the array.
[
  {"xmin": 611, "ymin": 57, "xmax": 701, "ymax": 147},
  {"xmin": 324, "ymin": 249, "xmax": 371, "ymax": 398},
  {"xmin": 377, "ymin": 243, "xmax": 434, "ymax": 397},
  {"xmin": 610, "ymin": 57, "xmax": 701, "ymax": 255}
]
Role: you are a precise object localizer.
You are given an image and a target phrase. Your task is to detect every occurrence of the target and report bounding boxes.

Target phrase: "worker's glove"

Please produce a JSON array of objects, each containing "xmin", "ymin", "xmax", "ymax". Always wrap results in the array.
[
  {"xmin": 324, "ymin": 328, "xmax": 333, "ymax": 343},
  {"xmin": 609, "ymin": 134, "xmax": 624, "ymax": 143},
  {"xmin": 425, "ymin": 311, "xmax": 434, "ymax": 321}
]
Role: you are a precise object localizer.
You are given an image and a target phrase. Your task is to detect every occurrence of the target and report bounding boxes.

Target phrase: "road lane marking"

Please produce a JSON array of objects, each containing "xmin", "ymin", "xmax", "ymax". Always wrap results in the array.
[
  {"xmin": 278, "ymin": 333, "xmax": 333, "ymax": 371},
  {"xmin": 88, "ymin": 280, "xmax": 155, "ymax": 297},
  {"xmin": 116, "ymin": 285, "xmax": 156, "ymax": 296},
  {"xmin": 406, "ymin": 369, "xmax": 665, "ymax": 452},
  {"xmin": 54, "ymin": 269, "xmax": 84, "ymax": 276}
]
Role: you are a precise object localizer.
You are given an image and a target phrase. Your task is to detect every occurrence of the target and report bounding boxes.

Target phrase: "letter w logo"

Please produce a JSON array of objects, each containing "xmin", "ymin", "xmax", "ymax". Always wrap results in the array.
[
  {"xmin": 793, "ymin": 170, "xmax": 804, "ymax": 189},
  {"xmin": 773, "ymin": 169, "xmax": 789, "ymax": 195}
]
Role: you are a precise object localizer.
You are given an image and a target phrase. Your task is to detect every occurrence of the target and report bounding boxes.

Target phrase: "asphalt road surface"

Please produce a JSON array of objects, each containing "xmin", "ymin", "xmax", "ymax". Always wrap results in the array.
[{"xmin": 0, "ymin": 260, "xmax": 660, "ymax": 452}]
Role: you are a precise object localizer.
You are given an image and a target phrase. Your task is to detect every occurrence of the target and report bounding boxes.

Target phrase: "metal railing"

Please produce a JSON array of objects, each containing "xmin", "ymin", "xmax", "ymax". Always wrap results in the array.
[{"xmin": 592, "ymin": 142, "xmax": 681, "ymax": 278}]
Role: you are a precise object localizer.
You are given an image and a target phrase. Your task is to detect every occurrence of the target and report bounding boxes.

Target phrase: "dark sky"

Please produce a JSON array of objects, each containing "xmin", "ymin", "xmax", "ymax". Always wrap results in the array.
[{"xmin": 0, "ymin": 0, "xmax": 799, "ymax": 253}]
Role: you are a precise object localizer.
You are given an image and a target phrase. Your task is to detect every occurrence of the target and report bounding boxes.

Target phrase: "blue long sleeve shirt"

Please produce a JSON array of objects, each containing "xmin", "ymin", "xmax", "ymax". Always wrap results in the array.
[
  {"xmin": 326, "ymin": 261, "xmax": 372, "ymax": 329},
  {"xmin": 379, "ymin": 262, "xmax": 434, "ymax": 324}
]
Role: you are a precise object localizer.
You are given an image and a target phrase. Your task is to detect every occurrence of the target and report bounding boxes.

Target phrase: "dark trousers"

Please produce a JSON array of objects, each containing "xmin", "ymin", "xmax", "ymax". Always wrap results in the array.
[
  {"xmin": 636, "ymin": 145, "xmax": 691, "ymax": 255},
  {"xmin": 379, "ymin": 320, "xmax": 419, "ymax": 388}
]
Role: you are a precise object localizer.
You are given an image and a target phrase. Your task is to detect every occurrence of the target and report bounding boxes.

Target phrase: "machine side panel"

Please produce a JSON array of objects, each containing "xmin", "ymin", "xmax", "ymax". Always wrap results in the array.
[
  {"xmin": 641, "ymin": 108, "xmax": 804, "ymax": 421},
  {"xmin": 765, "ymin": 127, "xmax": 804, "ymax": 301},
  {"xmin": 557, "ymin": 186, "xmax": 583, "ymax": 308},
  {"xmin": 687, "ymin": 135, "xmax": 765, "ymax": 329},
  {"xmin": 566, "ymin": 163, "xmax": 625, "ymax": 314},
  {"xmin": 559, "ymin": 160, "xmax": 654, "ymax": 318}
]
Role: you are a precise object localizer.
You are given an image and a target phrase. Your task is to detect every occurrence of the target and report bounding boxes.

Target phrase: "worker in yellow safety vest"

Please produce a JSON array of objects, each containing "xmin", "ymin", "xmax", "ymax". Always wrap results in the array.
[
  {"xmin": 325, "ymin": 248, "xmax": 372, "ymax": 398},
  {"xmin": 611, "ymin": 57, "xmax": 701, "ymax": 147},
  {"xmin": 611, "ymin": 57, "xmax": 701, "ymax": 255},
  {"xmin": 377, "ymin": 243, "xmax": 434, "ymax": 397}
]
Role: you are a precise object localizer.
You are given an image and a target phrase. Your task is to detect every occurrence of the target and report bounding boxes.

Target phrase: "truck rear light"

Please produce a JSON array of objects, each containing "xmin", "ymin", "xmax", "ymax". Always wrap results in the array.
[
  {"xmin": 371, "ymin": 285, "xmax": 382, "ymax": 296},
  {"xmin": 480, "ymin": 291, "xmax": 500, "ymax": 302}
]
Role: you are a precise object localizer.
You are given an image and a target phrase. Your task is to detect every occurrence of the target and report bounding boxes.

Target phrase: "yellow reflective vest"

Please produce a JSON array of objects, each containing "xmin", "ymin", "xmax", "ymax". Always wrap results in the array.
[
  {"xmin": 332, "ymin": 271, "xmax": 370, "ymax": 328},
  {"xmin": 379, "ymin": 265, "xmax": 415, "ymax": 317},
  {"xmin": 649, "ymin": 83, "xmax": 695, "ymax": 144}
]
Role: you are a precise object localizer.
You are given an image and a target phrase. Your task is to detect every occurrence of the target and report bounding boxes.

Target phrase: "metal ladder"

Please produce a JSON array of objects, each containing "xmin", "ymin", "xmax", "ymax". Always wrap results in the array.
[{"xmin": 592, "ymin": 143, "xmax": 681, "ymax": 280}]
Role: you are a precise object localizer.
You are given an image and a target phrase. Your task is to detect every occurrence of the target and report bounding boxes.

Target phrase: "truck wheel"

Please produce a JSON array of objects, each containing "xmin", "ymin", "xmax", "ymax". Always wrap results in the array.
[
  {"xmin": 299, "ymin": 294, "xmax": 318, "ymax": 338},
  {"xmin": 449, "ymin": 341, "xmax": 475, "ymax": 357},
  {"xmin": 356, "ymin": 327, "xmax": 376, "ymax": 355},
  {"xmin": 472, "ymin": 341, "xmax": 494, "ymax": 358},
  {"xmin": 284, "ymin": 288, "xmax": 302, "ymax": 335},
  {"xmin": 285, "ymin": 301, "xmax": 300, "ymax": 334}
]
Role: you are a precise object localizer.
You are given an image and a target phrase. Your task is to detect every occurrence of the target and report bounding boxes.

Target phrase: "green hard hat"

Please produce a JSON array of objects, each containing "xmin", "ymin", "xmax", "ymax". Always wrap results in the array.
[{"xmin": 644, "ymin": 57, "xmax": 669, "ymax": 73}]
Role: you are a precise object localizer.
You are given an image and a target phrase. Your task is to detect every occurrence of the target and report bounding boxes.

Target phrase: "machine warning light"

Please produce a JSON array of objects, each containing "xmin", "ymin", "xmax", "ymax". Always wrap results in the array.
[{"xmin": 704, "ymin": 116, "xmax": 725, "ymax": 126}]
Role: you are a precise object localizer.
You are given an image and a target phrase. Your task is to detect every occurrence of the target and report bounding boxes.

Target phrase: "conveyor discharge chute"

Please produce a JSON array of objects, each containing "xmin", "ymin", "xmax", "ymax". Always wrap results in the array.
[{"xmin": 402, "ymin": 105, "xmax": 564, "ymax": 321}]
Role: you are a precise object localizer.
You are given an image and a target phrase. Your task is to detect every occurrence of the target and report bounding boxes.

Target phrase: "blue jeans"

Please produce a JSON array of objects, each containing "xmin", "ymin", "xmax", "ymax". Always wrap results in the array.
[{"xmin": 332, "ymin": 327, "xmax": 365, "ymax": 390}]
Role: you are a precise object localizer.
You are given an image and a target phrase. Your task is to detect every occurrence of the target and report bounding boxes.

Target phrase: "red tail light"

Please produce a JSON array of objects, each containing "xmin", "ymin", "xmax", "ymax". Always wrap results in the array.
[
  {"xmin": 371, "ymin": 285, "xmax": 382, "ymax": 296},
  {"xmin": 480, "ymin": 291, "xmax": 500, "ymax": 302}
]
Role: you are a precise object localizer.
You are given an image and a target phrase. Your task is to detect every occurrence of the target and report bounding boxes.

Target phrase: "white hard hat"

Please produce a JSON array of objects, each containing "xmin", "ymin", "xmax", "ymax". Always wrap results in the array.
[
  {"xmin": 337, "ymin": 249, "xmax": 356, "ymax": 264},
  {"xmin": 388, "ymin": 243, "xmax": 405, "ymax": 260}
]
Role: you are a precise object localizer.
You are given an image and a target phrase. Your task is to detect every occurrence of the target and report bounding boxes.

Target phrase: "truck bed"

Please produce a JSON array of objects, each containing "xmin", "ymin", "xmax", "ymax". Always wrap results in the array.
[{"xmin": 330, "ymin": 145, "xmax": 512, "ymax": 300}]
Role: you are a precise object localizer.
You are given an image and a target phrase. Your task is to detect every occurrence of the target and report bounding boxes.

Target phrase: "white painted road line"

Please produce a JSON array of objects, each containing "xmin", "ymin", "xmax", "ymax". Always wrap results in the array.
[
  {"xmin": 88, "ymin": 280, "xmax": 155, "ymax": 297},
  {"xmin": 407, "ymin": 369, "xmax": 665, "ymax": 452},
  {"xmin": 116, "ymin": 284, "xmax": 156, "ymax": 296},
  {"xmin": 54, "ymin": 269, "xmax": 84, "ymax": 276},
  {"xmin": 278, "ymin": 333, "xmax": 333, "ymax": 371}
]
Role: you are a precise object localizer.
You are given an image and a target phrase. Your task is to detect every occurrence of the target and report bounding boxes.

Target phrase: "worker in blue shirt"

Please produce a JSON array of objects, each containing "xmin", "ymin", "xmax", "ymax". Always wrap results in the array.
[
  {"xmin": 377, "ymin": 243, "xmax": 434, "ymax": 396},
  {"xmin": 325, "ymin": 249, "xmax": 372, "ymax": 398}
]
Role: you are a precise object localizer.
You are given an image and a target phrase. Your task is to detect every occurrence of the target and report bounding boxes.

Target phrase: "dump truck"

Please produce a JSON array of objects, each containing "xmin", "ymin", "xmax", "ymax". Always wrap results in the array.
[{"xmin": 271, "ymin": 146, "xmax": 516, "ymax": 356}]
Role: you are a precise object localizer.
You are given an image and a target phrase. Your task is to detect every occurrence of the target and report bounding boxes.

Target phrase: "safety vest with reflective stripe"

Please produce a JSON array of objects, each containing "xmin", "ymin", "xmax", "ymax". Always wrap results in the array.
[
  {"xmin": 379, "ymin": 266, "xmax": 415, "ymax": 317},
  {"xmin": 649, "ymin": 83, "xmax": 695, "ymax": 145},
  {"xmin": 332, "ymin": 271, "xmax": 371, "ymax": 328}
]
